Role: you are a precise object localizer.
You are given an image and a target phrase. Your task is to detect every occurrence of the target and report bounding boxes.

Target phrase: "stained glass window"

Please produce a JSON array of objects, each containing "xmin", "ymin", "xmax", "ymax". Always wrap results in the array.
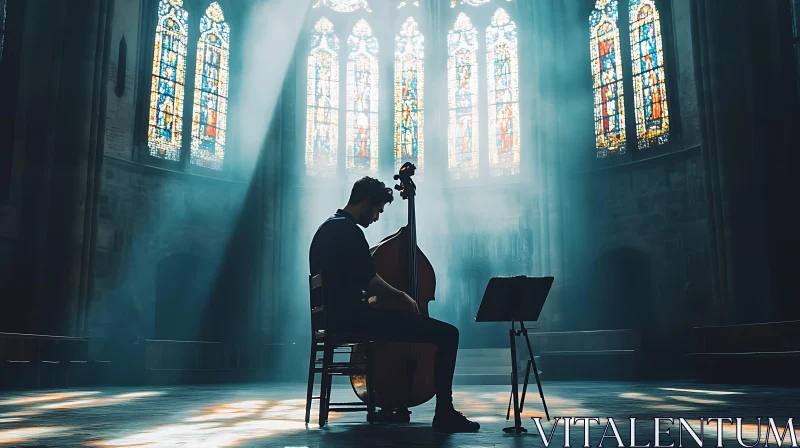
[
  {"xmin": 313, "ymin": 0, "xmax": 372, "ymax": 13},
  {"xmin": 590, "ymin": 0, "xmax": 626, "ymax": 158},
  {"xmin": 447, "ymin": 13, "xmax": 479, "ymax": 179},
  {"xmin": 486, "ymin": 8, "xmax": 520, "ymax": 177},
  {"xmin": 306, "ymin": 18, "xmax": 340, "ymax": 177},
  {"xmin": 148, "ymin": 0, "xmax": 189, "ymax": 162},
  {"xmin": 630, "ymin": 0, "xmax": 669, "ymax": 149},
  {"xmin": 395, "ymin": 17, "xmax": 424, "ymax": 173},
  {"xmin": 0, "ymin": 0, "xmax": 6, "ymax": 64},
  {"xmin": 190, "ymin": 2, "xmax": 229, "ymax": 171},
  {"xmin": 346, "ymin": 20, "xmax": 379, "ymax": 175}
]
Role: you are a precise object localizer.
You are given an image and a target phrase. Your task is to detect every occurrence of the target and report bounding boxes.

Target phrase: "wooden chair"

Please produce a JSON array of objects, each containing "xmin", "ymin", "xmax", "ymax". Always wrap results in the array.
[{"xmin": 304, "ymin": 273, "xmax": 376, "ymax": 427}]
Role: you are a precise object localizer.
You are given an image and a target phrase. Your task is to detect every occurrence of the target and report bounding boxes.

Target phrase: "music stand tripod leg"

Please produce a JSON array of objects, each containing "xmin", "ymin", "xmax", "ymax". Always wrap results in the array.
[
  {"xmin": 503, "ymin": 321, "xmax": 526, "ymax": 434},
  {"xmin": 530, "ymin": 352, "xmax": 550, "ymax": 421},
  {"xmin": 509, "ymin": 359, "xmax": 531, "ymax": 415},
  {"xmin": 519, "ymin": 359, "xmax": 532, "ymax": 413},
  {"xmin": 521, "ymin": 321, "xmax": 550, "ymax": 421},
  {"xmin": 506, "ymin": 385, "xmax": 513, "ymax": 420}
]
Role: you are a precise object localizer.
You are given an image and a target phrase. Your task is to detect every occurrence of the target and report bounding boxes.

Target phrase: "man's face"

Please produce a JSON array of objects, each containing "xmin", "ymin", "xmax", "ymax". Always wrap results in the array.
[{"xmin": 358, "ymin": 200, "xmax": 386, "ymax": 228}]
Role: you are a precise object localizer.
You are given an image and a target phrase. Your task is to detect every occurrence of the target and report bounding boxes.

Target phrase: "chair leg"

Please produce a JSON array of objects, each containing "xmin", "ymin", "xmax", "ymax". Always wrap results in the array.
[
  {"xmin": 319, "ymin": 344, "xmax": 334, "ymax": 427},
  {"xmin": 305, "ymin": 341, "xmax": 318, "ymax": 424},
  {"xmin": 365, "ymin": 343, "xmax": 376, "ymax": 423},
  {"xmin": 323, "ymin": 348, "xmax": 335, "ymax": 425}
]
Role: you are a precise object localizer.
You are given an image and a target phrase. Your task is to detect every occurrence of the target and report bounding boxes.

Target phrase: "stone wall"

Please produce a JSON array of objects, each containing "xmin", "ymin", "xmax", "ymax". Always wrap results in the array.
[
  {"xmin": 103, "ymin": 0, "xmax": 141, "ymax": 160},
  {"xmin": 89, "ymin": 158, "xmax": 250, "ymax": 341},
  {"xmin": 568, "ymin": 149, "xmax": 710, "ymax": 335}
]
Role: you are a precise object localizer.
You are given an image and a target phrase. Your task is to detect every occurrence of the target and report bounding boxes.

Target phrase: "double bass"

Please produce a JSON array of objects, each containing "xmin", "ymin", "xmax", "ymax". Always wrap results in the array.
[{"xmin": 350, "ymin": 162, "xmax": 438, "ymax": 413}]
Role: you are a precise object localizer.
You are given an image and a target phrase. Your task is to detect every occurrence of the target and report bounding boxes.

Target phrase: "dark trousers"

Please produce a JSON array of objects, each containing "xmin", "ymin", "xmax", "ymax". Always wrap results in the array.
[{"xmin": 333, "ymin": 306, "xmax": 459, "ymax": 410}]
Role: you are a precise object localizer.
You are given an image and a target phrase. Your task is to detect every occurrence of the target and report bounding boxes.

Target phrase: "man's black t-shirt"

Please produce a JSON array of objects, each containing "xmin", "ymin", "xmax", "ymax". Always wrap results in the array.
[{"xmin": 309, "ymin": 209, "xmax": 376, "ymax": 322}]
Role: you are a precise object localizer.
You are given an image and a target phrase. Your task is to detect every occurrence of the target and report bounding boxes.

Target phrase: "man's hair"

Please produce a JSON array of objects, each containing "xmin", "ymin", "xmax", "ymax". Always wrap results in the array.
[{"xmin": 348, "ymin": 176, "xmax": 394, "ymax": 206}]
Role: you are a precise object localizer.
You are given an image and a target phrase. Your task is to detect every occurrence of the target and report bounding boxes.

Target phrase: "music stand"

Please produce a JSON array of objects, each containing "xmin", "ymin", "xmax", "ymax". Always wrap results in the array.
[{"xmin": 475, "ymin": 276, "xmax": 553, "ymax": 434}]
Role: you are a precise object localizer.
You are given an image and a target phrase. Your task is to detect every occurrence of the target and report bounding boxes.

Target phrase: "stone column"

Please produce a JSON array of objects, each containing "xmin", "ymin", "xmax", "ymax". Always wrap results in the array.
[
  {"xmin": 691, "ymin": 0, "xmax": 797, "ymax": 323},
  {"xmin": 8, "ymin": 0, "xmax": 113, "ymax": 335}
]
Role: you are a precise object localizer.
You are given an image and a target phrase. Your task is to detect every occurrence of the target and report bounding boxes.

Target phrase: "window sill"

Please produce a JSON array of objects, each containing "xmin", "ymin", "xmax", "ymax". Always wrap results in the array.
[
  {"xmin": 580, "ymin": 144, "xmax": 701, "ymax": 175},
  {"xmin": 103, "ymin": 154, "xmax": 245, "ymax": 185}
]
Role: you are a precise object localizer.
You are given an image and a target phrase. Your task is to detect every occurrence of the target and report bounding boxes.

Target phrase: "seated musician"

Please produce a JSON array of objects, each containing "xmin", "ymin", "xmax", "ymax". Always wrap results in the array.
[{"xmin": 309, "ymin": 176, "xmax": 480, "ymax": 433}]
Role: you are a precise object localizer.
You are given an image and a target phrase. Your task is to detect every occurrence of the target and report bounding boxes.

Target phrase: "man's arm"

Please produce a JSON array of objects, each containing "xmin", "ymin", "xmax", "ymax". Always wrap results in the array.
[
  {"xmin": 344, "ymin": 224, "xmax": 417, "ymax": 312},
  {"xmin": 365, "ymin": 274, "xmax": 418, "ymax": 312}
]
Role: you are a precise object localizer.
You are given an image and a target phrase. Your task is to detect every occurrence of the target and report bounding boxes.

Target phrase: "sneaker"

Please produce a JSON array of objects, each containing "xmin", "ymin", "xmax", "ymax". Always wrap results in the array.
[{"xmin": 432, "ymin": 409, "xmax": 480, "ymax": 433}]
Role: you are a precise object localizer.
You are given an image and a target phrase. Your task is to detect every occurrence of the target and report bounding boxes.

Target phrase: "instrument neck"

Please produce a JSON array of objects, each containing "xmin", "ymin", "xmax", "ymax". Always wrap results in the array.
[{"xmin": 407, "ymin": 191, "xmax": 418, "ymax": 302}]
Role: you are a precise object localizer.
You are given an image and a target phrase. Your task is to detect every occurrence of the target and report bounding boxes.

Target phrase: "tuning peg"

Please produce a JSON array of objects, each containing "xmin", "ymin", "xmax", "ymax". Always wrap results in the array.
[{"xmin": 394, "ymin": 184, "xmax": 402, "ymax": 191}]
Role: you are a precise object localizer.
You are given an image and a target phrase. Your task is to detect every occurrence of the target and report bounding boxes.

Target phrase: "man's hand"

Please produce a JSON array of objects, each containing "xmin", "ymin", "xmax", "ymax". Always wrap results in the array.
[
  {"xmin": 366, "ymin": 274, "xmax": 419, "ymax": 313},
  {"xmin": 398, "ymin": 291, "xmax": 419, "ymax": 313}
]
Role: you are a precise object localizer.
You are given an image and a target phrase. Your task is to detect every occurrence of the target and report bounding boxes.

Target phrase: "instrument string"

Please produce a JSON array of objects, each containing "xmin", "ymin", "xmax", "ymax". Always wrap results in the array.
[{"xmin": 410, "ymin": 188, "xmax": 418, "ymax": 359}]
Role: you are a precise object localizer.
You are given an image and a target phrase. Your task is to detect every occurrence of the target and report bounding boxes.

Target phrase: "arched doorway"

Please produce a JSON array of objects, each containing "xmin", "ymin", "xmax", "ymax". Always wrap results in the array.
[
  {"xmin": 154, "ymin": 253, "xmax": 213, "ymax": 340},
  {"xmin": 591, "ymin": 247, "xmax": 653, "ymax": 330}
]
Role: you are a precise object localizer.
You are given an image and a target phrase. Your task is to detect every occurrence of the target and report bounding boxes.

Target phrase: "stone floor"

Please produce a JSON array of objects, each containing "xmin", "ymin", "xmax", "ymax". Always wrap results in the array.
[{"xmin": 0, "ymin": 380, "xmax": 797, "ymax": 447}]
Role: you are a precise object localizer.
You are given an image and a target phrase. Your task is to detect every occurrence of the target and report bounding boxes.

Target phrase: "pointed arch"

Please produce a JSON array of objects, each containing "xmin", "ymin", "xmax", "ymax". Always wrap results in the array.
[
  {"xmin": 629, "ymin": 0, "xmax": 669, "ymax": 149},
  {"xmin": 590, "ymin": 0, "xmax": 626, "ymax": 158},
  {"xmin": 447, "ymin": 13, "xmax": 479, "ymax": 179},
  {"xmin": 306, "ymin": 17, "xmax": 339, "ymax": 177},
  {"xmin": 346, "ymin": 19, "xmax": 379, "ymax": 175},
  {"xmin": 486, "ymin": 8, "xmax": 520, "ymax": 176},
  {"xmin": 394, "ymin": 17, "xmax": 424, "ymax": 174},
  {"xmin": 148, "ymin": 0, "xmax": 189, "ymax": 161},
  {"xmin": 190, "ymin": 2, "xmax": 230, "ymax": 171}
]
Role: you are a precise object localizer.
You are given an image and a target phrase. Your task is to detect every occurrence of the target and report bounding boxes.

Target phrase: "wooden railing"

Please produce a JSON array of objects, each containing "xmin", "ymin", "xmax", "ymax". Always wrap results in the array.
[
  {"xmin": 529, "ymin": 328, "xmax": 642, "ymax": 354},
  {"xmin": 0, "ymin": 332, "xmax": 93, "ymax": 389},
  {"xmin": 142, "ymin": 339, "xmax": 282, "ymax": 385},
  {"xmin": 527, "ymin": 329, "xmax": 642, "ymax": 380},
  {"xmin": 0, "ymin": 333, "xmax": 285, "ymax": 389},
  {"xmin": 691, "ymin": 320, "xmax": 800, "ymax": 384},
  {"xmin": 694, "ymin": 320, "xmax": 800, "ymax": 353},
  {"xmin": 144, "ymin": 339, "xmax": 278, "ymax": 371}
]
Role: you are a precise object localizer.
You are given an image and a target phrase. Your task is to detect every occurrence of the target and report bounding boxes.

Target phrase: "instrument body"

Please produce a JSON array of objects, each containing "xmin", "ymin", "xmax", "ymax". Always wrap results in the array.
[{"xmin": 350, "ymin": 163, "xmax": 437, "ymax": 409}]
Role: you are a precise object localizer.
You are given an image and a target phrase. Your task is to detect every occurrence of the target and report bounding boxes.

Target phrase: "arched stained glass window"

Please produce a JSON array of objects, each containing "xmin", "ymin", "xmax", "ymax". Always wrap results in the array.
[
  {"xmin": 590, "ymin": 0, "xmax": 626, "ymax": 158},
  {"xmin": 190, "ymin": 2, "xmax": 229, "ymax": 171},
  {"xmin": 486, "ymin": 8, "xmax": 520, "ymax": 176},
  {"xmin": 148, "ymin": 0, "xmax": 189, "ymax": 161},
  {"xmin": 447, "ymin": 13, "xmax": 479, "ymax": 179},
  {"xmin": 306, "ymin": 18, "xmax": 339, "ymax": 177},
  {"xmin": 313, "ymin": 0, "xmax": 372, "ymax": 13},
  {"xmin": 394, "ymin": 17, "xmax": 424, "ymax": 173},
  {"xmin": 346, "ymin": 19, "xmax": 379, "ymax": 175},
  {"xmin": 630, "ymin": 0, "xmax": 669, "ymax": 149}
]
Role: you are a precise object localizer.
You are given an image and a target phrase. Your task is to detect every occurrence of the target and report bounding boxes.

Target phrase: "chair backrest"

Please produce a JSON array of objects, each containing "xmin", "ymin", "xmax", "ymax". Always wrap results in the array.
[{"xmin": 309, "ymin": 273, "xmax": 327, "ymax": 336}]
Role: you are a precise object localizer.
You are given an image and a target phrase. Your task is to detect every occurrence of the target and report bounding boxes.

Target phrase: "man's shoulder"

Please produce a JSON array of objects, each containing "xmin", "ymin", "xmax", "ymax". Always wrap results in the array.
[
  {"xmin": 320, "ymin": 213, "xmax": 350, "ymax": 228},
  {"xmin": 317, "ymin": 213, "xmax": 360, "ymax": 235}
]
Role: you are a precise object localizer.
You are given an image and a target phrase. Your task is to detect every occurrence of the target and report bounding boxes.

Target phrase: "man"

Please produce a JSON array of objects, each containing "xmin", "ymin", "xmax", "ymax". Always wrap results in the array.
[{"xmin": 309, "ymin": 176, "xmax": 480, "ymax": 433}]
